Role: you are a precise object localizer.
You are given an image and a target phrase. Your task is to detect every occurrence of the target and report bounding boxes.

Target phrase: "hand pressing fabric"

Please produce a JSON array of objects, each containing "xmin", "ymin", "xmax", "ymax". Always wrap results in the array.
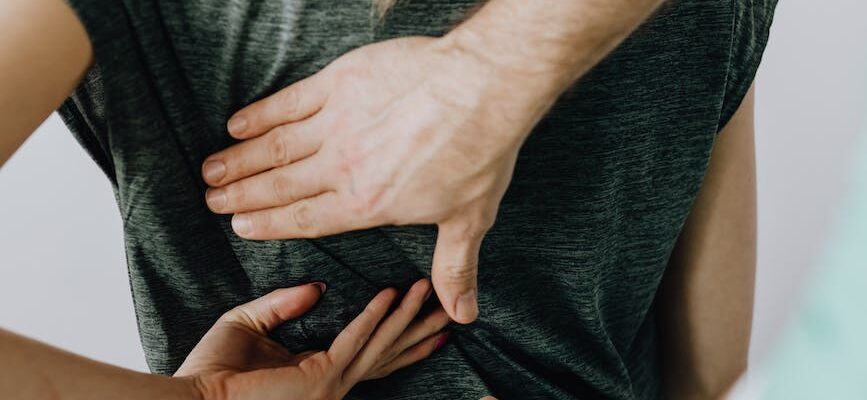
[
  {"xmin": 178, "ymin": 279, "xmax": 450, "ymax": 399},
  {"xmin": 201, "ymin": 0, "xmax": 663, "ymax": 326},
  {"xmin": 202, "ymin": 36, "xmax": 551, "ymax": 324},
  {"xmin": 0, "ymin": 279, "xmax": 450, "ymax": 400}
]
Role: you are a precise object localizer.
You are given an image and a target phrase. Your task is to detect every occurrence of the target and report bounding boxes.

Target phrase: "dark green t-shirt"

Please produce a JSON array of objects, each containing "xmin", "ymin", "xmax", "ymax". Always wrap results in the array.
[{"xmin": 59, "ymin": 1, "xmax": 776, "ymax": 399}]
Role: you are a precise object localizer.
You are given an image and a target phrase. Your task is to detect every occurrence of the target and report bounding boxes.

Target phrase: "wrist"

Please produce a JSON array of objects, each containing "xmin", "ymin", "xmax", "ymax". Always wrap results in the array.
[
  {"xmin": 181, "ymin": 376, "xmax": 209, "ymax": 400},
  {"xmin": 438, "ymin": 27, "xmax": 570, "ymax": 102},
  {"xmin": 427, "ymin": 33, "xmax": 562, "ymax": 144},
  {"xmin": 442, "ymin": 4, "xmax": 588, "ymax": 97}
]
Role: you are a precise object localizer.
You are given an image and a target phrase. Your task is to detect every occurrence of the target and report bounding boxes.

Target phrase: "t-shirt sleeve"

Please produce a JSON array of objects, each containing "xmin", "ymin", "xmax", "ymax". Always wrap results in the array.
[
  {"xmin": 62, "ymin": 0, "xmax": 130, "ymax": 67},
  {"xmin": 58, "ymin": 1, "xmax": 133, "ymax": 180},
  {"xmin": 717, "ymin": 0, "xmax": 779, "ymax": 131}
]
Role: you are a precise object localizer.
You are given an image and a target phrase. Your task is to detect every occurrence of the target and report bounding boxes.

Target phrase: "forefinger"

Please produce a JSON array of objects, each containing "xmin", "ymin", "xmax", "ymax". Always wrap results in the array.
[
  {"xmin": 227, "ymin": 73, "xmax": 329, "ymax": 139},
  {"xmin": 327, "ymin": 288, "xmax": 399, "ymax": 370}
]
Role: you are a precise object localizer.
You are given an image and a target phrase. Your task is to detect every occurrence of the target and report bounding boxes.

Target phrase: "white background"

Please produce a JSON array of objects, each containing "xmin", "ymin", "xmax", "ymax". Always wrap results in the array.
[{"xmin": 1, "ymin": 0, "xmax": 866, "ymax": 377}]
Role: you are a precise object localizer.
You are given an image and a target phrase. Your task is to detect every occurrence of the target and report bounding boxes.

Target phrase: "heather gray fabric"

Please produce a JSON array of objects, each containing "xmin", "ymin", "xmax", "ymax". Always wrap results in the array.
[{"xmin": 58, "ymin": 1, "xmax": 776, "ymax": 399}]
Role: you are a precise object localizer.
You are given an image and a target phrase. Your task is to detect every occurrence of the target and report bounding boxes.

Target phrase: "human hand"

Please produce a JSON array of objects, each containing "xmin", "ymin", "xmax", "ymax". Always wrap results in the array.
[
  {"xmin": 175, "ymin": 279, "xmax": 450, "ymax": 400},
  {"xmin": 202, "ymin": 35, "xmax": 559, "ymax": 324}
]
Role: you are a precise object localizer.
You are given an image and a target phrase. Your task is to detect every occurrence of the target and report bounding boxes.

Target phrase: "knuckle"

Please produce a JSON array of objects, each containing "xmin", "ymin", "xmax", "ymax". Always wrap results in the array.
[
  {"xmin": 378, "ymin": 348, "xmax": 397, "ymax": 365},
  {"xmin": 225, "ymin": 185, "xmax": 245, "ymax": 209},
  {"xmin": 355, "ymin": 333, "xmax": 370, "ymax": 350},
  {"xmin": 249, "ymin": 211, "xmax": 271, "ymax": 234},
  {"xmin": 362, "ymin": 302, "xmax": 380, "ymax": 318},
  {"xmin": 335, "ymin": 156, "xmax": 354, "ymax": 179},
  {"xmin": 331, "ymin": 145, "xmax": 361, "ymax": 177},
  {"xmin": 451, "ymin": 220, "xmax": 488, "ymax": 242},
  {"xmin": 442, "ymin": 261, "xmax": 477, "ymax": 282},
  {"xmin": 417, "ymin": 341, "xmax": 437, "ymax": 358},
  {"xmin": 290, "ymin": 202, "xmax": 316, "ymax": 236},
  {"xmin": 268, "ymin": 130, "xmax": 291, "ymax": 165},
  {"xmin": 222, "ymin": 306, "xmax": 253, "ymax": 328},
  {"xmin": 348, "ymin": 191, "xmax": 380, "ymax": 219},
  {"xmin": 271, "ymin": 173, "xmax": 293, "ymax": 203},
  {"xmin": 342, "ymin": 323, "xmax": 362, "ymax": 339},
  {"xmin": 278, "ymin": 87, "xmax": 301, "ymax": 115},
  {"xmin": 369, "ymin": 349, "xmax": 386, "ymax": 366}
]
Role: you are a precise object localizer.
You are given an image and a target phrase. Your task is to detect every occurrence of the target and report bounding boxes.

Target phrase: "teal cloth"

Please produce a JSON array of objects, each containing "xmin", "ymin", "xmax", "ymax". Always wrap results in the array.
[{"xmin": 761, "ymin": 67, "xmax": 867, "ymax": 399}]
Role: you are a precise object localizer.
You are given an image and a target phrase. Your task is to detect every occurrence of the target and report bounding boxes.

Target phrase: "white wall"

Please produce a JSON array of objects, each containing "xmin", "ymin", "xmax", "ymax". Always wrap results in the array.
[
  {"xmin": 0, "ymin": 115, "xmax": 146, "ymax": 370},
  {"xmin": 1, "ymin": 0, "xmax": 865, "ymax": 376},
  {"xmin": 752, "ymin": 0, "xmax": 867, "ymax": 366}
]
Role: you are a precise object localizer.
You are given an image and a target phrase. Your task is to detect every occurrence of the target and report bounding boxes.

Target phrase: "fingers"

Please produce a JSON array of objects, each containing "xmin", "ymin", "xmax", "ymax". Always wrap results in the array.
[
  {"xmin": 343, "ymin": 280, "xmax": 434, "ymax": 379},
  {"xmin": 362, "ymin": 307, "xmax": 451, "ymax": 380},
  {"xmin": 388, "ymin": 307, "xmax": 450, "ymax": 355},
  {"xmin": 218, "ymin": 283, "xmax": 325, "ymax": 335},
  {"xmin": 231, "ymin": 191, "xmax": 370, "ymax": 240},
  {"xmin": 327, "ymin": 288, "xmax": 399, "ymax": 370},
  {"xmin": 431, "ymin": 222, "xmax": 485, "ymax": 324},
  {"xmin": 205, "ymin": 157, "xmax": 330, "ymax": 214},
  {"xmin": 364, "ymin": 331, "xmax": 449, "ymax": 381},
  {"xmin": 202, "ymin": 120, "xmax": 322, "ymax": 187},
  {"xmin": 227, "ymin": 73, "xmax": 329, "ymax": 140}
]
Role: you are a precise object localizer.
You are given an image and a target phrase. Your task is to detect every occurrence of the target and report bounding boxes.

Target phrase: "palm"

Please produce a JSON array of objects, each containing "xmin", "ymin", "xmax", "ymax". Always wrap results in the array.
[
  {"xmin": 174, "ymin": 281, "xmax": 451, "ymax": 400},
  {"xmin": 177, "ymin": 320, "xmax": 303, "ymax": 374}
]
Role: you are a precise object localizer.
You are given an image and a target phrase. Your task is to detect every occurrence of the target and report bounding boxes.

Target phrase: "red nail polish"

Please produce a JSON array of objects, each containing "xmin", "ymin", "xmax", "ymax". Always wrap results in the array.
[
  {"xmin": 310, "ymin": 282, "xmax": 327, "ymax": 294},
  {"xmin": 434, "ymin": 332, "xmax": 450, "ymax": 351}
]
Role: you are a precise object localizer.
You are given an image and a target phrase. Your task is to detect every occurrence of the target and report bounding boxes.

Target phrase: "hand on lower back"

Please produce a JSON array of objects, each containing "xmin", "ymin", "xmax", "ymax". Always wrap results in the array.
[
  {"xmin": 202, "ymin": 36, "xmax": 554, "ymax": 324},
  {"xmin": 175, "ymin": 279, "xmax": 450, "ymax": 400}
]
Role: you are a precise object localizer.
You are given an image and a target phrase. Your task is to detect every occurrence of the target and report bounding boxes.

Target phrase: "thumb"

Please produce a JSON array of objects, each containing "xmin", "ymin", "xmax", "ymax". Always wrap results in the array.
[
  {"xmin": 220, "ymin": 282, "xmax": 326, "ymax": 335},
  {"xmin": 431, "ymin": 222, "xmax": 485, "ymax": 324}
]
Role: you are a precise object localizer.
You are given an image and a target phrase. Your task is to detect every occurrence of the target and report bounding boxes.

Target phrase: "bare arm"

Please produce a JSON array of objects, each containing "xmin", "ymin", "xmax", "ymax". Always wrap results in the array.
[
  {"xmin": 0, "ymin": 0, "xmax": 92, "ymax": 168},
  {"xmin": 445, "ymin": 0, "xmax": 666, "ymax": 111},
  {"xmin": 0, "ymin": 328, "xmax": 197, "ymax": 399},
  {"xmin": 0, "ymin": 281, "xmax": 451, "ymax": 399},
  {"xmin": 658, "ymin": 86, "xmax": 757, "ymax": 399}
]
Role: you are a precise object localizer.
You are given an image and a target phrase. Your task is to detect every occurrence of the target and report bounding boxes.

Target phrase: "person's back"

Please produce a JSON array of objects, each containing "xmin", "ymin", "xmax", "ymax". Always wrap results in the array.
[{"xmin": 59, "ymin": 1, "xmax": 775, "ymax": 398}]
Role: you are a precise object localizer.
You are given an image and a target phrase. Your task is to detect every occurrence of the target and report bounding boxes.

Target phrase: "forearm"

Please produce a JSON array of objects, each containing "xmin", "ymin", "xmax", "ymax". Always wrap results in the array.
[
  {"xmin": 0, "ymin": 328, "xmax": 198, "ymax": 400},
  {"xmin": 442, "ymin": 0, "xmax": 664, "ymax": 111}
]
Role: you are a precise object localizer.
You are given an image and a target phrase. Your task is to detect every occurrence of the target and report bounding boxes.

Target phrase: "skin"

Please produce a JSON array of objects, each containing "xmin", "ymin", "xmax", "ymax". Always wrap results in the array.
[
  {"xmin": 203, "ymin": 0, "xmax": 667, "ymax": 325},
  {"xmin": 0, "ymin": 0, "xmax": 755, "ymax": 397},
  {"xmin": 0, "ymin": 280, "xmax": 454, "ymax": 399},
  {"xmin": 0, "ymin": 2, "xmax": 468, "ymax": 397},
  {"xmin": 0, "ymin": 0, "xmax": 91, "ymax": 167},
  {"xmin": 657, "ymin": 87, "xmax": 758, "ymax": 399}
]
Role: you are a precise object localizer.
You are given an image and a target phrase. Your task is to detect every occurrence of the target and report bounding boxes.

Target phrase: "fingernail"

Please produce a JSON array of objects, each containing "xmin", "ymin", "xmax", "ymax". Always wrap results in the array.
[
  {"xmin": 232, "ymin": 215, "xmax": 252, "ymax": 236},
  {"xmin": 205, "ymin": 189, "xmax": 227, "ymax": 210},
  {"xmin": 202, "ymin": 160, "xmax": 226, "ymax": 183},
  {"xmin": 227, "ymin": 116, "xmax": 247, "ymax": 135},
  {"xmin": 434, "ymin": 332, "xmax": 450, "ymax": 351},
  {"xmin": 310, "ymin": 282, "xmax": 327, "ymax": 294},
  {"xmin": 455, "ymin": 290, "xmax": 478, "ymax": 323}
]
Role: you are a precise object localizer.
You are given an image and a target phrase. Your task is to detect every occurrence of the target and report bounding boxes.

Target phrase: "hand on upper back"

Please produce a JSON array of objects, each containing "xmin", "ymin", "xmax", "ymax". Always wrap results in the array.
[
  {"xmin": 176, "ymin": 279, "xmax": 451, "ymax": 400},
  {"xmin": 202, "ymin": 35, "xmax": 555, "ymax": 324}
]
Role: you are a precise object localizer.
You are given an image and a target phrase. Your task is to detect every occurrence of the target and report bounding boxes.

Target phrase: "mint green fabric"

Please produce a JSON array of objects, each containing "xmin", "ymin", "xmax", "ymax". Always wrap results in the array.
[{"xmin": 761, "ymin": 69, "xmax": 867, "ymax": 399}]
